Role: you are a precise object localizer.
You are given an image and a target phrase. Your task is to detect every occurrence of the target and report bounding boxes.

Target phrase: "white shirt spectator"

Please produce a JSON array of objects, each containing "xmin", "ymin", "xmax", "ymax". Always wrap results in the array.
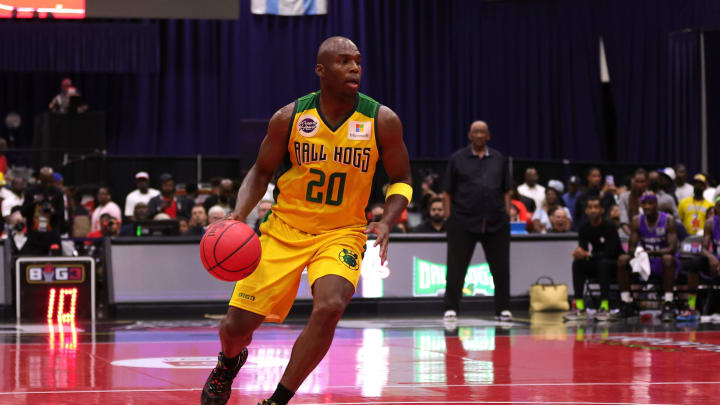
[
  {"xmin": 518, "ymin": 183, "xmax": 545, "ymax": 212},
  {"xmin": 1, "ymin": 191, "xmax": 22, "ymax": 217},
  {"xmin": 675, "ymin": 183, "xmax": 693, "ymax": 202},
  {"xmin": 124, "ymin": 188, "xmax": 160, "ymax": 217},
  {"xmin": 532, "ymin": 206, "xmax": 572, "ymax": 231},
  {"xmin": 91, "ymin": 202, "xmax": 122, "ymax": 232},
  {"xmin": 705, "ymin": 187, "xmax": 717, "ymax": 204},
  {"xmin": 0, "ymin": 187, "xmax": 14, "ymax": 201}
]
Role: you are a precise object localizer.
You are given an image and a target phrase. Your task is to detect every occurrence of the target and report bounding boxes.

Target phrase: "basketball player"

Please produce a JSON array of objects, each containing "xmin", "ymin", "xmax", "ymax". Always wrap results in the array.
[
  {"xmin": 616, "ymin": 192, "xmax": 679, "ymax": 322},
  {"xmin": 201, "ymin": 37, "xmax": 412, "ymax": 405}
]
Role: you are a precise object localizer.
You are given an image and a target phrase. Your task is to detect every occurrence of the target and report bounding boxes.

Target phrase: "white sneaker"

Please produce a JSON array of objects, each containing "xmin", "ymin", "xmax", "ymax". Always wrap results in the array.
[
  {"xmin": 443, "ymin": 310, "xmax": 457, "ymax": 321},
  {"xmin": 496, "ymin": 310, "xmax": 513, "ymax": 321}
]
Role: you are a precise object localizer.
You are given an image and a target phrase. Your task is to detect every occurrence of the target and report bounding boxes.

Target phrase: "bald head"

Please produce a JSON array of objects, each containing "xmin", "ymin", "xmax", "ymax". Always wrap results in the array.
[
  {"xmin": 39, "ymin": 167, "xmax": 54, "ymax": 186},
  {"xmin": 315, "ymin": 36, "xmax": 362, "ymax": 99},
  {"xmin": 317, "ymin": 36, "xmax": 358, "ymax": 65},
  {"xmin": 470, "ymin": 121, "xmax": 489, "ymax": 133}
]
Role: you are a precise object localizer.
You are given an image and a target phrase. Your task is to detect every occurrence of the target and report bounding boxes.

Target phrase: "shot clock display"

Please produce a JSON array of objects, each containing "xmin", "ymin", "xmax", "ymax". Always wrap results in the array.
[{"xmin": 16, "ymin": 257, "xmax": 95, "ymax": 322}]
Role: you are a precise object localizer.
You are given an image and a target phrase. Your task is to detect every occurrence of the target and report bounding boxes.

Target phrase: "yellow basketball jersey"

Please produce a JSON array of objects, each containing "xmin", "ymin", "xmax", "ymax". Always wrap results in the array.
[{"xmin": 271, "ymin": 91, "xmax": 381, "ymax": 234}]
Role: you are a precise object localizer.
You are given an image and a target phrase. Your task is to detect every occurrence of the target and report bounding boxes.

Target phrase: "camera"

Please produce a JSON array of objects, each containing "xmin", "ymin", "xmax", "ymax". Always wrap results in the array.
[{"xmin": 41, "ymin": 199, "xmax": 55, "ymax": 214}]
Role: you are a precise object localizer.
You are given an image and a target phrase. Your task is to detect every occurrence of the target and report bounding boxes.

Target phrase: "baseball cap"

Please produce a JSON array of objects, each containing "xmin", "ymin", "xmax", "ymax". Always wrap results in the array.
[
  {"xmin": 159, "ymin": 173, "xmax": 174, "ymax": 183},
  {"xmin": 568, "ymin": 175, "xmax": 581, "ymax": 185},
  {"xmin": 693, "ymin": 173, "xmax": 707, "ymax": 184},
  {"xmin": 657, "ymin": 167, "xmax": 676, "ymax": 181},
  {"xmin": 547, "ymin": 179, "xmax": 564, "ymax": 194},
  {"xmin": 53, "ymin": 172, "xmax": 63, "ymax": 182},
  {"xmin": 135, "ymin": 171, "xmax": 149, "ymax": 180}
]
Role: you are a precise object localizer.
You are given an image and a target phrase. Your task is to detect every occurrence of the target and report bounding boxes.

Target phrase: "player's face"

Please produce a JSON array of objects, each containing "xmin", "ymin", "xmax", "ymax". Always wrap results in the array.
[
  {"xmin": 319, "ymin": 43, "xmax": 362, "ymax": 97},
  {"xmin": 642, "ymin": 199, "xmax": 658, "ymax": 217}
]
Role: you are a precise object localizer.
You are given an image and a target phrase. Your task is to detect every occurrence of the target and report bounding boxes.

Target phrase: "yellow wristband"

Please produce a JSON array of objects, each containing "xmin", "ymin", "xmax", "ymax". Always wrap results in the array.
[{"xmin": 386, "ymin": 182, "xmax": 413, "ymax": 203}]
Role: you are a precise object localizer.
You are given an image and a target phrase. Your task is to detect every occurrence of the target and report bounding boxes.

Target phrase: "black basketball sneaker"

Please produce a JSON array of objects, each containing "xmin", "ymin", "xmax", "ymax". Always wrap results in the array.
[{"xmin": 201, "ymin": 348, "xmax": 248, "ymax": 405}]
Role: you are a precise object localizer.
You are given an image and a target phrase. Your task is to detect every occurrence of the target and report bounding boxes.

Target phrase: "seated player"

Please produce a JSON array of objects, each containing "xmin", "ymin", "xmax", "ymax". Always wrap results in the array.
[
  {"xmin": 676, "ymin": 196, "xmax": 720, "ymax": 321},
  {"xmin": 564, "ymin": 196, "xmax": 622, "ymax": 322},
  {"xmin": 616, "ymin": 192, "xmax": 680, "ymax": 322}
]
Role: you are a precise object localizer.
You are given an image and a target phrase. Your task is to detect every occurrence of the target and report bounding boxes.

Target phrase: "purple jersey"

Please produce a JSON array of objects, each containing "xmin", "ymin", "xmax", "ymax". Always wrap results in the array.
[
  {"xmin": 713, "ymin": 216, "xmax": 720, "ymax": 258},
  {"xmin": 638, "ymin": 212, "xmax": 668, "ymax": 251}
]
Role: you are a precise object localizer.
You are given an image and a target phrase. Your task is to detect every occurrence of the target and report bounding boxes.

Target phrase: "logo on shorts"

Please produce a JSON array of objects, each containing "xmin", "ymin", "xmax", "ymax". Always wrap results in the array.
[
  {"xmin": 338, "ymin": 248, "xmax": 359, "ymax": 271},
  {"xmin": 297, "ymin": 114, "xmax": 319, "ymax": 137},
  {"xmin": 237, "ymin": 292, "xmax": 256, "ymax": 301}
]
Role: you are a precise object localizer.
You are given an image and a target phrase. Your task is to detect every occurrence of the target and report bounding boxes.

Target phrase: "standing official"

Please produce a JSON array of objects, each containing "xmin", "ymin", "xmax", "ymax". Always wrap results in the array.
[{"xmin": 442, "ymin": 121, "xmax": 512, "ymax": 322}]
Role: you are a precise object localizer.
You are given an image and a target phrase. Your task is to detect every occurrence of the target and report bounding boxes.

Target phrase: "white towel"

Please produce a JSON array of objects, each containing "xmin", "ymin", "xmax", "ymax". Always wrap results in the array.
[{"xmin": 630, "ymin": 246, "xmax": 651, "ymax": 281}]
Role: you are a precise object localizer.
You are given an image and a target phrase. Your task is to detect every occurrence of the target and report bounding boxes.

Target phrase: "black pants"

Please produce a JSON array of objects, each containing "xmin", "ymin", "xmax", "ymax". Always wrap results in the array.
[
  {"xmin": 571, "ymin": 258, "xmax": 616, "ymax": 302},
  {"xmin": 444, "ymin": 217, "xmax": 510, "ymax": 315}
]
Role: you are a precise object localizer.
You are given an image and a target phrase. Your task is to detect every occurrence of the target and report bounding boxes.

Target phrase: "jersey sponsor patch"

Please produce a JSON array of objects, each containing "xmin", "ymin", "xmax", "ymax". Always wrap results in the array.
[
  {"xmin": 347, "ymin": 121, "xmax": 371, "ymax": 140},
  {"xmin": 297, "ymin": 113, "xmax": 320, "ymax": 138}
]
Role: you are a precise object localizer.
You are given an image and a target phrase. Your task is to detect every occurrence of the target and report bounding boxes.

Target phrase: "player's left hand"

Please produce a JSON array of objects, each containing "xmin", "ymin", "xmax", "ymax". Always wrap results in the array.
[{"xmin": 364, "ymin": 221, "xmax": 390, "ymax": 264}]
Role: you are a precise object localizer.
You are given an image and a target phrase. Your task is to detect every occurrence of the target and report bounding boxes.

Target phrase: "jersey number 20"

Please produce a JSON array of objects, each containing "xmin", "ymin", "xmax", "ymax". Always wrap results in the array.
[{"xmin": 306, "ymin": 169, "xmax": 346, "ymax": 206}]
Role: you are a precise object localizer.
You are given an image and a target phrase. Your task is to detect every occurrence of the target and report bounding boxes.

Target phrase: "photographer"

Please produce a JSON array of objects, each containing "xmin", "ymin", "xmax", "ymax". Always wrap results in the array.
[
  {"xmin": 86, "ymin": 213, "xmax": 120, "ymax": 239},
  {"xmin": 20, "ymin": 167, "xmax": 65, "ymax": 255}
]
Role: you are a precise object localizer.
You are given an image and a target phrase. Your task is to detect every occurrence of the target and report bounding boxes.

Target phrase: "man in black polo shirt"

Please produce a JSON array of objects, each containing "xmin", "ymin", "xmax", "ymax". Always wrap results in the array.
[
  {"xmin": 442, "ymin": 120, "xmax": 512, "ymax": 322},
  {"xmin": 564, "ymin": 195, "xmax": 622, "ymax": 322}
]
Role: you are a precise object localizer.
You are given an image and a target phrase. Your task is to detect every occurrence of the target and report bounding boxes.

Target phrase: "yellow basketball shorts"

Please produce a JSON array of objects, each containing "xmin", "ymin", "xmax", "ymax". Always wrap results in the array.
[{"xmin": 229, "ymin": 213, "xmax": 366, "ymax": 323}]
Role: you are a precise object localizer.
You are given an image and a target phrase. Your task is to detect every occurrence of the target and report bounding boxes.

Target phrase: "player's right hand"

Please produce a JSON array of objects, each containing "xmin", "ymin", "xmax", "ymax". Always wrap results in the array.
[
  {"xmin": 364, "ymin": 221, "xmax": 390, "ymax": 265},
  {"xmin": 227, "ymin": 210, "xmax": 245, "ymax": 222}
]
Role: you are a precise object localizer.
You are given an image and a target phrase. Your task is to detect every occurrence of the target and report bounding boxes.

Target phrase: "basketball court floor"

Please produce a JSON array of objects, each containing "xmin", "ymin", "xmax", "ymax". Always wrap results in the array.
[{"xmin": 1, "ymin": 313, "xmax": 720, "ymax": 404}]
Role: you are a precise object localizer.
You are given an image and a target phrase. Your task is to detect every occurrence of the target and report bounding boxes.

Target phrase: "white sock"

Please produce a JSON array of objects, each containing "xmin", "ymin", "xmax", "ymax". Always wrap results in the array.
[
  {"xmin": 664, "ymin": 292, "xmax": 674, "ymax": 303},
  {"xmin": 621, "ymin": 292, "xmax": 632, "ymax": 303}
]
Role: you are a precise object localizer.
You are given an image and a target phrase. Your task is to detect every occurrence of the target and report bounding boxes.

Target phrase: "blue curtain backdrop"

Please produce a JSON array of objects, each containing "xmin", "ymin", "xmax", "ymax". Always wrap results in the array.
[
  {"xmin": 0, "ymin": 0, "xmax": 604, "ymax": 162},
  {"xmin": 1, "ymin": 0, "xmax": 720, "ymax": 169},
  {"xmin": 704, "ymin": 30, "xmax": 720, "ymax": 178},
  {"xmin": 596, "ymin": 0, "xmax": 720, "ymax": 172},
  {"xmin": 667, "ymin": 30, "xmax": 701, "ymax": 173}
]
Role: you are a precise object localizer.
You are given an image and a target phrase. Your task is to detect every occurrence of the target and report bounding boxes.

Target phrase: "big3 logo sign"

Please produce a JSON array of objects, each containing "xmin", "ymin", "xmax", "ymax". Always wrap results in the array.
[{"xmin": 27, "ymin": 263, "xmax": 85, "ymax": 284}]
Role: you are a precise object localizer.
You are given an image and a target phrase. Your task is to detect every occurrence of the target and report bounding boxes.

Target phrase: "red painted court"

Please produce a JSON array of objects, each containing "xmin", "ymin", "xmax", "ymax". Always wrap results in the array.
[{"xmin": 1, "ymin": 315, "xmax": 720, "ymax": 404}]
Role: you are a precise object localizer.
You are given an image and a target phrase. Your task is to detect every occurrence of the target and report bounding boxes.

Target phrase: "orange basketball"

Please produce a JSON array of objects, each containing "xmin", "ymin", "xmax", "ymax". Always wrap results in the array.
[{"xmin": 200, "ymin": 219, "xmax": 261, "ymax": 282}]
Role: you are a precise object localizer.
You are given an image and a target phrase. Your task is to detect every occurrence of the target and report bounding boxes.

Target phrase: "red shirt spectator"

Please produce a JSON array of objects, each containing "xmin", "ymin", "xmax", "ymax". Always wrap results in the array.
[{"xmin": 511, "ymin": 200, "xmax": 529, "ymax": 222}]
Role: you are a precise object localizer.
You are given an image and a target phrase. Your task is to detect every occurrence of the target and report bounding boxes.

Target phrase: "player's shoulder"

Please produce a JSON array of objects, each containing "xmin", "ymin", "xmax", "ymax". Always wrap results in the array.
[
  {"xmin": 294, "ymin": 91, "xmax": 320, "ymax": 113},
  {"xmin": 268, "ymin": 100, "xmax": 299, "ymax": 129}
]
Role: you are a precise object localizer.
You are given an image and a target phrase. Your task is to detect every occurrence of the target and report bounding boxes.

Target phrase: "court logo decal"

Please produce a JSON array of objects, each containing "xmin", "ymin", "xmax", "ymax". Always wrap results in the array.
[
  {"xmin": 590, "ymin": 335, "xmax": 720, "ymax": 353},
  {"xmin": 347, "ymin": 121, "xmax": 371, "ymax": 140},
  {"xmin": 297, "ymin": 114, "xmax": 319, "ymax": 138},
  {"xmin": 112, "ymin": 357, "xmax": 219, "ymax": 369},
  {"xmin": 338, "ymin": 248, "xmax": 359, "ymax": 270}
]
